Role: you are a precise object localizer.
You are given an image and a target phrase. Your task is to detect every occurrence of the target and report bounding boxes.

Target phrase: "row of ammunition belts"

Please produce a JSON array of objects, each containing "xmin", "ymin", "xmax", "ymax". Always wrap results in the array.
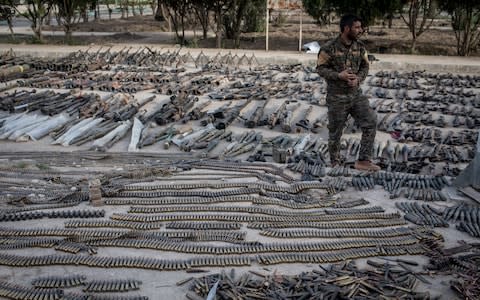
[
  {"xmin": 246, "ymin": 219, "xmax": 407, "ymax": 229},
  {"xmin": 0, "ymin": 209, "xmax": 105, "ymax": 222},
  {"xmin": 126, "ymin": 205, "xmax": 384, "ymax": 216},
  {"xmin": 110, "ymin": 212, "xmax": 400, "ymax": 223},
  {"xmin": 0, "ymin": 243, "xmax": 424, "ymax": 270},
  {"xmin": 84, "ymin": 236, "xmax": 419, "ymax": 255},
  {"xmin": 0, "ymin": 228, "xmax": 245, "ymax": 241},
  {"xmin": 258, "ymin": 226, "xmax": 413, "ymax": 238},
  {"xmin": 118, "ymin": 181, "xmax": 326, "ymax": 193},
  {"xmin": 0, "ymin": 280, "xmax": 148, "ymax": 300},
  {"xmin": 104, "ymin": 195, "xmax": 335, "ymax": 209},
  {"xmin": 32, "ymin": 278, "xmax": 141, "ymax": 292}
]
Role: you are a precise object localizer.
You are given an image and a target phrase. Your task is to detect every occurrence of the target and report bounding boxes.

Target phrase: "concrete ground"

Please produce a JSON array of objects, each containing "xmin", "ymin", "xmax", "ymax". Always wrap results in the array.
[
  {"xmin": 0, "ymin": 46, "xmax": 479, "ymax": 299},
  {"xmin": 2, "ymin": 43, "xmax": 480, "ymax": 74}
]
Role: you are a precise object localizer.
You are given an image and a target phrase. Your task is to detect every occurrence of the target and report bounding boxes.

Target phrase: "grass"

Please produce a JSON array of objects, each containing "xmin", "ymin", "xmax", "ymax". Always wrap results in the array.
[
  {"xmin": 15, "ymin": 161, "xmax": 28, "ymax": 169},
  {"xmin": 36, "ymin": 163, "xmax": 51, "ymax": 170}
]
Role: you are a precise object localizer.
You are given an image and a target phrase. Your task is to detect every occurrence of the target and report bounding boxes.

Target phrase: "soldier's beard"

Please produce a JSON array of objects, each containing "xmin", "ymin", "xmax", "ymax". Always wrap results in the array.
[{"xmin": 347, "ymin": 31, "xmax": 358, "ymax": 41}]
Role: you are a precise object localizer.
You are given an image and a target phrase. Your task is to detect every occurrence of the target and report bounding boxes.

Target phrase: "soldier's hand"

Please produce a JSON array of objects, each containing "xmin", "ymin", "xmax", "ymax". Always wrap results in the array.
[
  {"xmin": 347, "ymin": 77, "xmax": 359, "ymax": 87},
  {"xmin": 338, "ymin": 69, "xmax": 352, "ymax": 81}
]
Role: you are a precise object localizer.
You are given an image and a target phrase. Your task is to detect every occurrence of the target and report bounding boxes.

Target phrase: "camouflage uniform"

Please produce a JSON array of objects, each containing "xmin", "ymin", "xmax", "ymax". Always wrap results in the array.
[{"xmin": 316, "ymin": 35, "xmax": 377, "ymax": 164}]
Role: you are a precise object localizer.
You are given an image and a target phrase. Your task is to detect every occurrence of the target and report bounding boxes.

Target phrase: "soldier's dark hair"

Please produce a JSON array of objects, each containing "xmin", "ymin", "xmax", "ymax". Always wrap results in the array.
[{"xmin": 340, "ymin": 14, "xmax": 362, "ymax": 32}]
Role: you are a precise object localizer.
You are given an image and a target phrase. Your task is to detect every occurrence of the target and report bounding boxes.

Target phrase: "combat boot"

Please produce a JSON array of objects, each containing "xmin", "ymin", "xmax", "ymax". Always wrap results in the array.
[{"xmin": 354, "ymin": 160, "xmax": 381, "ymax": 172}]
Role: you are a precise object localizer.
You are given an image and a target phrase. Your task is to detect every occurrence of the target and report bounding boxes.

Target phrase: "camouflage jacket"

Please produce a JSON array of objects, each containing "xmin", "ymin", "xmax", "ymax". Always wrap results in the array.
[{"xmin": 316, "ymin": 35, "xmax": 369, "ymax": 95}]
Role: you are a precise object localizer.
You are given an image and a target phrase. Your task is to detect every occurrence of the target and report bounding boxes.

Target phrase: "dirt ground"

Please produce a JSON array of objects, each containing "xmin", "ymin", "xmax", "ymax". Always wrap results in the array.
[{"xmin": 3, "ymin": 14, "xmax": 476, "ymax": 57}]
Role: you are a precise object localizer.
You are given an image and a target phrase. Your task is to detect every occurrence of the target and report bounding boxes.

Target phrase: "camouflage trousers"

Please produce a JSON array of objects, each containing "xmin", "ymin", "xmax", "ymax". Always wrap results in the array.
[{"xmin": 326, "ymin": 92, "xmax": 377, "ymax": 164}]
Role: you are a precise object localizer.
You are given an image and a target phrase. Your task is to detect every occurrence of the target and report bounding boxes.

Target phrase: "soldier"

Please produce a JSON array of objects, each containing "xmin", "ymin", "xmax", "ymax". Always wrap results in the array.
[{"xmin": 317, "ymin": 14, "xmax": 380, "ymax": 171}]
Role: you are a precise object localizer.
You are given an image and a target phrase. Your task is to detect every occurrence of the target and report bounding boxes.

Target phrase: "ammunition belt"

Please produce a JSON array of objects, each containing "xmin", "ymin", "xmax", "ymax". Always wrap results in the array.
[
  {"xmin": 0, "ymin": 194, "xmax": 337, "ymax": 211},
  {"xmin": 251, "ymin": 197, "xmax": 335, "ymax": 209},
  {"xmin": 0, "ymin": 242, "xmax": 424, "ymax": 270},
  {"xmin": 0, "ymin": 227, "xmax": 245, "ymax": 242},
  {"xmin": 189, "ymin": 160, "xmax": 294, "ymax": 182},
  {"xmin": 257, "ymin": 244, "xmax": 425, "ymax": 265},
  {"xmin": 32, "ymin": 274, "xmax": 87, "ymax": 288},
  {"xmin": 104, "ymin": 195, "xmax": 256, "ymax": 205},
  {"xmin": 259, "ymin": 227, "xmax": 413, "ymax": 238},
  {"xmin": 86, "ymin": 236, "xmax": 419, "ymax": 254},
  {"xmin": 0, "ymin": 237, "xmax": 96, "ymax": 254},
  {"xmin": 110, "ymin": 212, "xmax": 401, "ymax": 223},
  {"xmin": 165, "ymin": 222, "xmax": 241, "ymax": 230},
  {"xmin": 129, "ymin": 205, "xmax": 384, "ymax": 216},
  {"xmin": 0, "ymin": 201, "xmax": 81, "ymax": 214},
  {"xmin": 247, "ymin": 219, "xmax": 407, "ymax": 229},
  {"xmin": 84, "ymin": 279, "xmax": 142, "ymax": 293},
  {"xmin": 0, "ymin": 227, "xmax": 130, "ymax": 238},
  {"xmin": 65, "ymin": 220, "xmax": 163, "ymax": 230},
  {"xmin": 179, "ymin": 165, "xmax": 279, "ymax": 183},
  {"xmin": 109, "ymin": 187, "xmax": 260, "ymax": 198},
  {"xmin": 0, "ymin": 280, "xmax": 148, "ymax": 300},
  {"xmin": 333, "ymin": 198, "xmax": 370, "ymax": 208},
  {"xmin": 324, "ymin": 206, "xmax": 384, "ymax": 215},
  {"xmin": 0, "ymin": 253, "xmax": 230, "ymax": 270},
  {"xmin": 0, "ymin": 237, "xmax": 61, "ymax": 250},
  {"xmin": 0, "ymin": 281, "xmax": 64, "ymax": 300},
  {"xmin": 0, "ymin": 209, "xmax": 105, "ymax": 222},
  {"xmin": 120, "ymin": 181, "xmax": 327, "ymax": 194},
  {"xmin": 258, "ymin": 191, "xmax": 314, "ymax": 203},
  {"xmin": 128, "ymin": 205, "xmax": 328, "ymax": 216},
  {"xmin": 54, "ymin": 240, "xmax": 97, "ymax": 254}
]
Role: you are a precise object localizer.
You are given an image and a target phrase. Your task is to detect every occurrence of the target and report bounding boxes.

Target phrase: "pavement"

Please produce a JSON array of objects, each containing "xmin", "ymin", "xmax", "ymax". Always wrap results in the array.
[
  {"xmin": 0, "ymin": 32, "xmax": 479, "ymax": 300},
  {"xmin": 2, "ymin": 42, "xmax": 480, "ymax": 74}
]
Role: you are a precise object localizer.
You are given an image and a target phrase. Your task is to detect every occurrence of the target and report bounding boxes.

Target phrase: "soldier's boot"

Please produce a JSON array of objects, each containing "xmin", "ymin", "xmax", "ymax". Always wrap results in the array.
[{"xmin": 354, "ymin": 160, "xmax": 381, "ymax": 172}]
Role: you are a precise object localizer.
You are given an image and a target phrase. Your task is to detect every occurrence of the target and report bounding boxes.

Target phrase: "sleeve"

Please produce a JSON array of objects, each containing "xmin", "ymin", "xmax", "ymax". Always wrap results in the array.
[
  {"xmin": 316, "ymin": 48, "xmax": 340, "ymax": 81},
  {"xmin": 357, "ymin": 48, "xmax": 370, "ymax": 83}
]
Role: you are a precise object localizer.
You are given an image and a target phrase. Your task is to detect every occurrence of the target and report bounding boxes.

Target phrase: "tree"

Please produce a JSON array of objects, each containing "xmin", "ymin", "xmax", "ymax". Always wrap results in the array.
[
  {"xmin": 163, "ymin": 0, "xmax": 191, "ymax": 45},
  {"xmin": 191, "ymin": 0, "xmax": 210, "ymax": 39},
  {"xmin": 375, "ymin": 0, "xmax": 404, "ymax": 28},
  {"xmin": 303, "ymin": 0, "xmax": 404, "ymax": 28},
  {"xmin": 16, "ymin": 0, "xmax": 53, "ymax": 42},
  {"xmin": 210, "ymin": 0, "xmax": 232, "ymax": 48},
  {"xmin": 154, "ymin": 0, "xmax": 166, "ymax": 21},
  {"xmin": 441, "ymin": 0, "xmax": 480, "ymax": 56},
  {"xmin": 0, "ymin": 4, "xmax": 15, "ymax": 40},
  {"xmin": 330, "ymin": 0, "xmax": 391, "ymax": 27},
  {"xmin": 400, "ymin": 0, "xmax": 439, "ymax": 53},
  {"xmin": 243, "ymin": 0, "xmax": 265, "ymax": 32},
  {"xmin": 223, "ymin": 0, "xmax": 249, "ymax": 48},
  {"xmin": 53, "ymin": 0, "xmax": 93, "ymax": 41},
  {"xmin": 301, "ymin": 0, "xmax": 333, "ymax": 25}
]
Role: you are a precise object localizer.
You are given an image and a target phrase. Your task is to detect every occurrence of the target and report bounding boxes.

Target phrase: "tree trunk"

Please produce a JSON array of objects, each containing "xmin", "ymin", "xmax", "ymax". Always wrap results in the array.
[
  {"xmin": 203, "ymin": 22, "xmax": 208, "ymax": 40},
  {"xmin": 65, "ymin": 26, "xmax": 72, "ymax": 42},
  {"xmin": 155, "ymin": 0, "xmax": 165, "ymax": 21},
  {"xmin": 410, "ymin": 38, "xmax": 417, "ymax": 53},
  {"xmin": 34, "ymin": 26, "xmax": 42, "ymax": 43},
  {"xmin": 215, "ymin": 7, "xmax": 222, "ymax": 48},
  {"xmin": 95, "ymin": 1, "xmax": 100, "ymax": 21},
  {"xmin": 106, "ymin": 3, "xmax": 112, "ymax": 20},
  {"xmin": 181, "ymin": 14, "xmax": 185, "ymax": 45},
  {"xmin": 7, "ymin": 17, "xmax": 15, "ymax": 40}
]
